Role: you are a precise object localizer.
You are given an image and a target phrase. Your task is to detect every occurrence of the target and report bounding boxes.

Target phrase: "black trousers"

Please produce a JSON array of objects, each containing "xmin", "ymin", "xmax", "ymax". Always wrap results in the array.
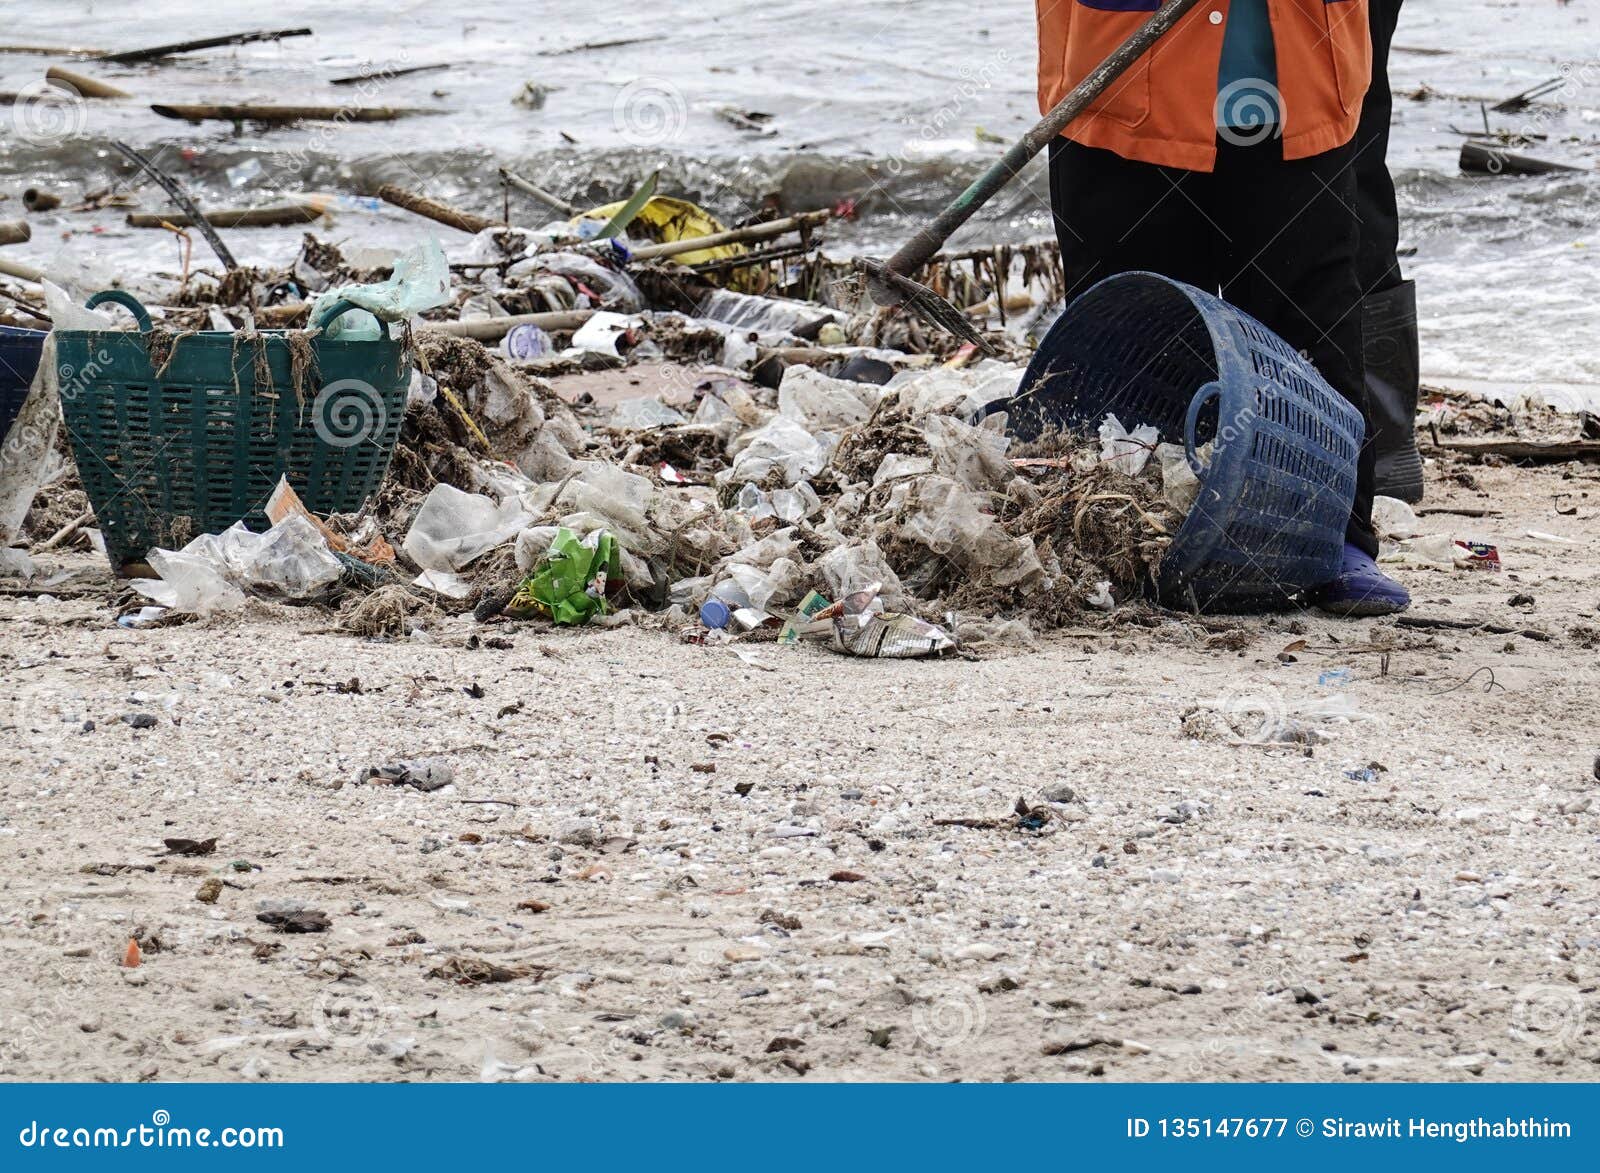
[
  {"xmin": 1048, "ymin": 135, "xmax": 1379, "ymax": 557},
  {"xmin": 1356, "ymin": 0, "xmax": 1405, "ymax": 295}
]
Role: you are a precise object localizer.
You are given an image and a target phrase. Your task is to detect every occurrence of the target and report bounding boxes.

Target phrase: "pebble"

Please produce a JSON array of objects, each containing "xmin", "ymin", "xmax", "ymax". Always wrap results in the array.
[
  {"xmin": 1043, "ymin": 783, "xmax": 1075, "ymax": 804},
  {"xmin": 1558, "ymin": 797, "xmax": 1591, "ymax": 815},
  {"xmin": 557, "ymin": 817, "xmax": 600, "ymax": 847},
  {"xmin": 119, "ymin": 713, "xmax": 157, "ymax": 730},
  {"xmin": 1149, "ymin": 867, "xmax": 1183, "ymax": 883}
]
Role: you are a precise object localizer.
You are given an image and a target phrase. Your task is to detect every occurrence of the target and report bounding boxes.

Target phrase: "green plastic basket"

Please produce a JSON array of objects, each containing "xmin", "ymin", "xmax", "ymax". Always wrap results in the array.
[{"xmin": 55, "ymin": 291, "xmax": 411, "ymax": 568}]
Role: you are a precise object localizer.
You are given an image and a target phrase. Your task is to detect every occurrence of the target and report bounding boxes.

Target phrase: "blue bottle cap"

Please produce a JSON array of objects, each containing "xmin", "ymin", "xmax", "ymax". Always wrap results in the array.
[{"xmin": 699, "ymin": 599, "xmax": 732, "ymax": 629}]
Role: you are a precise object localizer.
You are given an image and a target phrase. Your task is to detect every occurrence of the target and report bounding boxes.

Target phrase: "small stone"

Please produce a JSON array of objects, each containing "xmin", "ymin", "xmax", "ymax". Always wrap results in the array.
[
  {"xmin": 1149, "ymin": 867, "xmax": 1183, "ymax": 883},
  {"xmin": 1091, "ymin": 854, "xmax": 1107, "ymax": 868},
  {"xmin": 828, "ymin": 870, "xmax": 866, "ymax": 883},
  {"xmin": 120, "ymin": 713, "xmax": 157, "ymax": 730},
  {"xmin": 1043, "ymin": 783, "xmax": 1075, "ymax": 804},
  {"xmin": 723, "ymin": 945, "xmax": 763, "ymax": 962},
  {"xmin": 557, "ymin": 817, "xmax": 600, "ymax": 847},
  {"xmin": 195, "ymin": 878, "xmax": 223, "ymax": 904},
  {"xmin": 516, "ymin": 899, "xmax": 551, "ymax": 914},
  {"xmin": 1559, "ymin": 796, "xmax": 1592, "ymax": 815}
]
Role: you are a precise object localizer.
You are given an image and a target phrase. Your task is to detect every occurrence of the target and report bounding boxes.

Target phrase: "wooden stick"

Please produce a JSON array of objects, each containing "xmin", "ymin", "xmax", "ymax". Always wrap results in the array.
[
  {"xmin": 623, "ymin": 210, "xmax": 832, "ymax": 262},
  {"xmin": 112, "ymin": 141, "xmax": 238, "ymax": 271},
  {"xmin": 95, "ymin": 28, "xmax": 312, "ymax": 65},
  {"xmin": 34, "ymin": 511, "xmax": 93, "ymax": 552},
  {"xmin": 330, "ymin": 62, "xmax": 450, "ymax": 86},
  {"xmin": 427, "ymin": 310, "xmax": 594, "ymax": 342},
  {"xmin": 0, "ymin": 221, "xmax": 31, "ymax": 246},
  {"xmin": 498, "ymin": 167, "xmax": 577, "ymax": 217},
  {"xmin": 152, "ymin": 103, "xmax": 425, "ymax": 124},
  {"xmin": 1423, "ymin": 437, "xmax": 1600, "ymax": 461},
  {"xmin": 126, "ymin": 202, "xmax": 325, "ymax": 229},
  {"xmin": 376, "ymin": 183, "xmax": 498, "ymax": 234},
  {"xmin": 45, "ymin": 65, "xmax": 129, "ymax": 98}
]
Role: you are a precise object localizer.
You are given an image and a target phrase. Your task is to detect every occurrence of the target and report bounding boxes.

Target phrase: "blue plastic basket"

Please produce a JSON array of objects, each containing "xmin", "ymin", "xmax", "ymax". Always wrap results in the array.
[
  {"xmin": 1000, "ymin": 272, "xmax": 1363, "ymax": 612},
  {"xmin": 0, "ymin": 324, "xmax": 48, "ymax": 439}
]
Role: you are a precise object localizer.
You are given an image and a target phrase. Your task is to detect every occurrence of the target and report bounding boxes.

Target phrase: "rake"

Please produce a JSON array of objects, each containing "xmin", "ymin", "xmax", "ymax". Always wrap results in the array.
[{"xmin": 858, "ymin": 0, "xmax": 1207, "ymax": 352}]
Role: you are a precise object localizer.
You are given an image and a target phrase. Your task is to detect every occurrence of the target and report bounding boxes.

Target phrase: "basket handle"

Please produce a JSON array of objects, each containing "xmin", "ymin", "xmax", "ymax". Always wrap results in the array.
[
  {"xmin": 312, "ymin": 297, "xmax": 369, "ymax": 333},
  {"xmin": 1184, "ymin": 381, "xmax": 1223, "ymax": 475},
  {"xmin": 85, "ymin": 290, "xmax": 154, "ymax": 333}
]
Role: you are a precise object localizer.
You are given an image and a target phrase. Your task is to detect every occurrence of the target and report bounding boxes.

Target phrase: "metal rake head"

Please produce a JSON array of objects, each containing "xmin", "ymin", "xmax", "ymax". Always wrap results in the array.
[{"xmin": 855, "ymin": 257, "xmax": 996, "ymax": 356}]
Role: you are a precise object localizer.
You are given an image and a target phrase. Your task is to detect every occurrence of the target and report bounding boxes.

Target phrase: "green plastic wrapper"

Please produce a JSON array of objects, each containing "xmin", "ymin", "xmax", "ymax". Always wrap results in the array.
[{"xmin": 507, "ymin": 528, "xmax": 620, "ymax": 625}]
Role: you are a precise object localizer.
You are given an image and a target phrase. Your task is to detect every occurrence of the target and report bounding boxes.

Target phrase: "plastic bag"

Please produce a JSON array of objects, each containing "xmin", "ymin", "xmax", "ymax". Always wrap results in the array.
[
  {"xmin": 311, "ymin": 237, "xmax": 450, "ymax": 341},
  {"xmin": 131, "ymin": 549, "xmax": 246, "ymax": 614},
  {"xmin": 1098, "ymin": 412, "xmax": 1159, "ymax": 476},
  {"xmin": 923, "ymin": 414, "xmax": 1012, "ymax": 491},
  {"xmin": 816, "ymin": 541, "xmax": 907, "ymax": 610},
  {"xmin": 777, "ymin": 366, "xmax": 876, "ymax": 431},
  {"xmin": 569, "ymin": 311, "xmax": 641, "ymax": 356},
  {"xmin": 1156, "ymin": 442, "xmax": 1203, "ymax": 515},
  {"xmin": 698, "ymin": 289, "xmax": 838, "ymax": 337},
  {"xmin": 506, "ymin": 528, "xmax": 620, "ymax": 625},
  {"xmin": 727, "ymin": 416, "xmax": 831, "ymax": 486},
  {"xmin": 899, "ymin": 476, "xmax": 1045, "ymax": 589},
  {"xmin": 402, "ymin": 483, "xmax": 532, "ymax": 572},
  {"xmin": 610, "ymin": 397, "xmax": 688, "ymax": 429}
]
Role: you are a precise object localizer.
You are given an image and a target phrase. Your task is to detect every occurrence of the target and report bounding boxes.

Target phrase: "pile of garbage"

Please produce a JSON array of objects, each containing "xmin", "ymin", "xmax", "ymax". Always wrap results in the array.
[{"xmin": 104, "ymin": 324, "xmax": 1200, "ymax": 656}]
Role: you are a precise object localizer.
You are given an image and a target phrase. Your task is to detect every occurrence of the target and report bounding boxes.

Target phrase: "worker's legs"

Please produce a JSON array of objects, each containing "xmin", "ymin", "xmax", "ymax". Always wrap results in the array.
[
  {"xmin": 1209, "ymin": 138, "xmax": 1378, "ymax": 560},
  {"xmin": 1355, "ymin": 0, "xmax": 1424, "ymax": 502},
  {"xmin": 1047, "ymin": 138, "xmax": 1218, "ymax": 302}
]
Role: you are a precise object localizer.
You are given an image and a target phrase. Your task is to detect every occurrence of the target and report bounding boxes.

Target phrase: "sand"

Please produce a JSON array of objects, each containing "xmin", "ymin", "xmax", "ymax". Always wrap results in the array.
[{"xmin": 1, "ymin": 458, "xmax": 1597, "ymax": 1083}]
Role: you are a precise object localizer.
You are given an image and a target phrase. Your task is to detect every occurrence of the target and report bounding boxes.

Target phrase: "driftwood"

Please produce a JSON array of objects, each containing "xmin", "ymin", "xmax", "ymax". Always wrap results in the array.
[
  {"xmin": 1424, "ymin": 436, "xmax": 1600, "ymax": 462},
  {"xmin": 111, "ymin": 141, "xmax": 238, "ymax": 271},
  {"xmin": 376, "ymin": 184, "xmax": 498, "ymax": 234},
  {"xmin": 623, "ymin": 210, "xmax": 832, "ymax": 262},
  {"xmin": 1460, "ymin": 140, "xmax": 1585, "ymax": 177},
  {"xmin": 498, "ymin": 168, "xmax": 578, "ymax": 218},
  {"xmin": 127, "ymin": 202, "xmax": 325, "ymax": 229},
  {"xmin": 95, "ymin": 28, "xmax": 312, "ymax": 65},
  {"xmin": 45, "ymin": 66, "xmax": 130, "ymax": 99},
  {"xmin": 429, "ymin": 310, "xmax": 594, "ymax": 342},
  {"xmin": 0, "ymin": 221, "xmax": 31, "ymax": 246},
  {"xmin": 0, "ymin": 44, "xmax": 108, "ymax": 56},
  {"xmin": 330, "ymin": 62, "xmax": 450, "ymax": 86},
  {"xmin": 23, "ymin": 189, "xmax": 61, "ymax": 212},
  {"xmin": 152, "ymin": 104, "xmax": 424, "ymax": 125}
]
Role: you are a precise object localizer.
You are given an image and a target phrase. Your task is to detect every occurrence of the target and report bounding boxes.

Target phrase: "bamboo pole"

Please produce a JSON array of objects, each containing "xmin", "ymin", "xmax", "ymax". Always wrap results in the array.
[
  {"xmin": 428, "ymin": 310, "xmax": 594, "ymax": 342},
  {"xmin": 376, "ymin": 183, "xmax": 498, "ymax": 234},
  {"xmin": 0, "ymin": 221, "xmax": 31, "ymax": 246},
  {"xmin": 498, "ymin": 168, "xmax": 578, "ymax": 217},
  {"xmin": 0, "ymin": 257, "xmax": 45, "ymax": 283},
  {"xmin": 127, "ymin": 202, "xmax": 326, "ymax": 229},
  {"xmin": 621, "ymin": 210, "xmax": 831, "ymax": 262},
  {"xmin": 23, "ymin": 189, "xmax": 61, "ymax": 212},
  {"xmin": 45, "ymin": 65, "xmax": 129, "ymax": 98}
]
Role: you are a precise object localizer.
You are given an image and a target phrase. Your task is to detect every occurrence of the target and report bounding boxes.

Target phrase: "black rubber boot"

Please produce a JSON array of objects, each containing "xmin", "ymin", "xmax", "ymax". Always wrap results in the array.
[{"xmin": 1362, "ymin": 280, "xmax": 1424, "ymax": 503}]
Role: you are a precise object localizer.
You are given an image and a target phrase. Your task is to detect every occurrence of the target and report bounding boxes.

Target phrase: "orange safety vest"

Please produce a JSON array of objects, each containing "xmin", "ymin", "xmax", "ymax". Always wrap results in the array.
[{"xmin": 1037, "ymin": 0, "xmax": 1372, "ymax": 171}]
